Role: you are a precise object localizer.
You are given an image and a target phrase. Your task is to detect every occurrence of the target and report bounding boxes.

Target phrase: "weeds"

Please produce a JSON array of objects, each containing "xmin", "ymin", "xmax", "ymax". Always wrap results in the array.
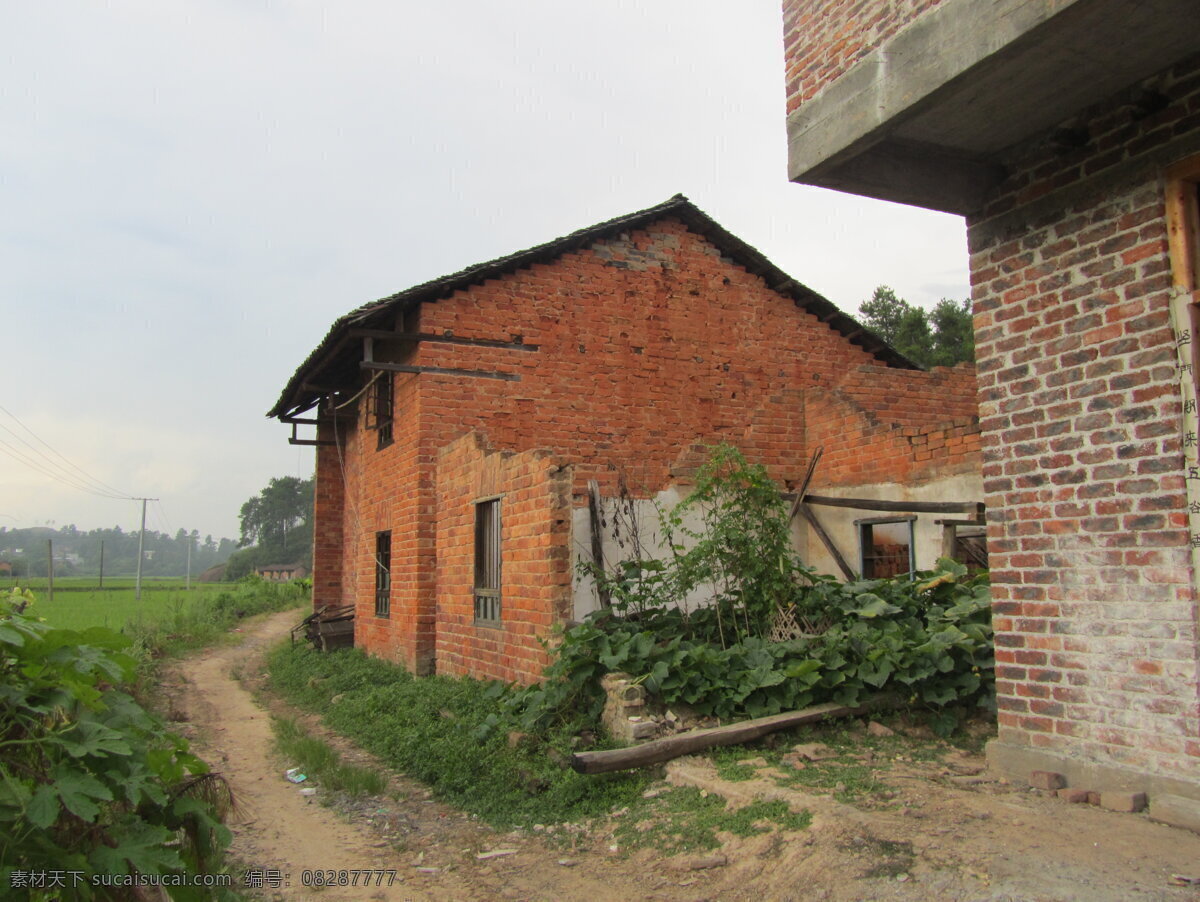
[
  {"xmin": 271, "ymin": 717, "xmax": 389, "ymax": 799},
  {"xmin": 614, "ymin": 788, "xmax": 811, "ymax": 854},
  {"xmin": 266, "ymin": 644, "xmax": 652, "ymax": 828}
]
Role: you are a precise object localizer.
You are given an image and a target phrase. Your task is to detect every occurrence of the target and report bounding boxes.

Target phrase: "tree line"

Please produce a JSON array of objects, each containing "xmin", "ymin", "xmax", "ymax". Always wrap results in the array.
[
  {"xmin": 0, "ymin": 525, "xmax": 238, "ymax": 579},
  {"xmin": 858, "ymin": 285, "xmax": 974, "ymax": 369}
]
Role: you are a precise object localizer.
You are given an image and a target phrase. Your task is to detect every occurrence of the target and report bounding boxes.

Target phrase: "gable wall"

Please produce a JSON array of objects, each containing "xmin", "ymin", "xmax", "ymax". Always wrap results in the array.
[{"xmin": 317, "ymin": 217, "xmax": 981, "ymax": 684}]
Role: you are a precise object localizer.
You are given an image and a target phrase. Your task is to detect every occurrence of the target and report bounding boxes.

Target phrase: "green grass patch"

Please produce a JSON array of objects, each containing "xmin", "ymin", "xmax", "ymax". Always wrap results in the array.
[
  {"xmin": 21, "ymin": 577, "xmax": 307, "ymax": 659},
  {"xmin": 266, "ymin": 643, "xmax": 651, "ymax": 828},
  {"xmin": 30, "ymin": 584, "xmax": 232, "ymax": 632},
  {"xmin": 271, "ymin": 716, "xmax": 389, "ymax": 798},
  {"xmin": 615, "ymin": 788, "xmax": 811, "ymax": 854}
]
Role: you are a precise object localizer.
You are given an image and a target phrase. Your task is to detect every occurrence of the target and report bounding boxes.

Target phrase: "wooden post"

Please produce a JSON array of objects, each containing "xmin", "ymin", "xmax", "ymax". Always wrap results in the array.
[{"xmin": 798, "ymin": 504, "xmax": 856, "ymax": 580}]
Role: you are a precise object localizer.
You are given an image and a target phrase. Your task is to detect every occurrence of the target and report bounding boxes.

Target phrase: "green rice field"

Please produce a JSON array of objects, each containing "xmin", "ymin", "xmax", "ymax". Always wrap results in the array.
[{"xmin": 12, "ymin": 580, "xmax": 238, "ymax": 632}]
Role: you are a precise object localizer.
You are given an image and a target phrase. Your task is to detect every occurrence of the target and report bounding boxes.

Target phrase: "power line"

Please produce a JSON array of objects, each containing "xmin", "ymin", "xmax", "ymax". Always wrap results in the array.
[
  {"xmin": 0, "ymin": 436, "xmax": 130, "ymax": 499},
  {"xmin": 0, "ymin": 405, "xmax": 134, "ymax": 499}
]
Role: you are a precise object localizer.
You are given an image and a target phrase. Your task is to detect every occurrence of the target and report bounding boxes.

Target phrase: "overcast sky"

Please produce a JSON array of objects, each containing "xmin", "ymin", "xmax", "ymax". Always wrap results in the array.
[{"xmin": 0, "ymin": 1, "xmax": 969, "ymax": 542}]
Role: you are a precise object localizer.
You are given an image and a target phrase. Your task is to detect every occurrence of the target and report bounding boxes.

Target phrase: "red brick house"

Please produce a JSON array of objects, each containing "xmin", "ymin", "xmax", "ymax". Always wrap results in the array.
[
  {"xmin": 270, "ymin": 196, "xmax": 981, "ymax": 684},
  {"xmin": 783, "ymin": 0, "xmax": 1200, "ymax": 818}
]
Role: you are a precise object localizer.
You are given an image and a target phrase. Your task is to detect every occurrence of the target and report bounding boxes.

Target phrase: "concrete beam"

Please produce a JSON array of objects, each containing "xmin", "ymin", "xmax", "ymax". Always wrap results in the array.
[{"xmin": 788, "ymin": 0, "xmax": 1200, "ymax": 213}]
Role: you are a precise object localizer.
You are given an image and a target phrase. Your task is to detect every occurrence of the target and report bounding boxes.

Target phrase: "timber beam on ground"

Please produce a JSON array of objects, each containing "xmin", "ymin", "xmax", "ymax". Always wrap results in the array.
[{"xmin": 570, "ymin": 699, "xmax": 886, "ymax": 774}]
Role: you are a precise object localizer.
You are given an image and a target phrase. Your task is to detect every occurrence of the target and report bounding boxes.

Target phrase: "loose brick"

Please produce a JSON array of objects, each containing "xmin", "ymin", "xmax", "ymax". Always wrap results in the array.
[
  {"xmin": 1029, "ymin": 770, "xmax": 1067, "ymax": 791},
  {"xmin": 1099, "ymin": 792, "xmax": 1148, "ymax": 813}
]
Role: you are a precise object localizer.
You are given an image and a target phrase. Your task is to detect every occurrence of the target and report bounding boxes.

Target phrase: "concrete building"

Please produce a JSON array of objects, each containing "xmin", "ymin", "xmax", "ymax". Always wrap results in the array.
[
  {"xmin": 271, "ymin": 196, "xmax": 981, "ymax": 684},
  {"xmin": 784, "ymin": 0, "xmax": 1200, "ymax": 812}
]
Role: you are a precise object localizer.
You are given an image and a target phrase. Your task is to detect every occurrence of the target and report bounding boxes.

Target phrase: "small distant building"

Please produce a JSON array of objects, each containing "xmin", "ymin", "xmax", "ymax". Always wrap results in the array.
[
  {"xmin": 0, "ymin": 561, "xmax": 12, "ymax": 577},
  {"xmin": 256, "ymin": 564, "xmax": 308, "ymax": 582}
]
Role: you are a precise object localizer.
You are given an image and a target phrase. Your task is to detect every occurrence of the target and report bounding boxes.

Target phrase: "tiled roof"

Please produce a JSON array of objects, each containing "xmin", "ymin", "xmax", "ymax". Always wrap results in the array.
[{"xmin": 268, "ymin": 194, "xmax": 916, "ymax": 419}]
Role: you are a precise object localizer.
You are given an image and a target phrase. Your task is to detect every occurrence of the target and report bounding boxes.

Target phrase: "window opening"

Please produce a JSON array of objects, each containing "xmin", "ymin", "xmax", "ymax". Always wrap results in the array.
[
  {"xmin": 370, "ymin": 374, "xmax": 394, "ymax": 450},
  {"xmin": 474, "ymin": 498, "xmax": 501, "ymax": 623},
  {"xmin": 856, "ymin": 516, "xmax": 916, "ymax": 578},
  {"xmin": 374, "ymin": 531, "xmax": 391, "ymax": 617}
]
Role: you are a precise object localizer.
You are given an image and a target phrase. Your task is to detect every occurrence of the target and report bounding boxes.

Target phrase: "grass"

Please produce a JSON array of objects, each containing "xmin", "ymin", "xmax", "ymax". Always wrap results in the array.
[
  {"xmin": 614, "ymin": 788, "xmax": 811, "ymax": 854},
  {"xmin": 271, "ymin": 716, "xmax": 390, "ymax": 798},
  {"xmin": 266, "ymin": 643, "xmax": 653, "ymax": 828},
  {"xmin": 28, "ymin": 584, "xmax": 233, "ymax": 631},
  {"xmin": 15, "ymin": 577, "xmax": 309, "ymax": 659},
  {"xmin": 264, "ymin": 641, "xmax": 993, "ymax": 852},
  {"xmin": 15, "ymin": 576, "xmax": 205, "ymax": 591}
]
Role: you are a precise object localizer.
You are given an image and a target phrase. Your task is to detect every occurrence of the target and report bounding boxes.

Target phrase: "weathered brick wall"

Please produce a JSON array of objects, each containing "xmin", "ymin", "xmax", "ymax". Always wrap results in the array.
[
  {"xmin": 435, "ymin": 434, "xmax": 573, "ymax": 682},
  {"xmin": 322, "ymin": 216, "xmax": 980, "ymax": 683},
  {"xmin": 969, "ymin": 54, "xmax": 1200, "ymax": 783},
  {"xmin": 782, "ymin": 0, "xmax": 947, "ymax": 114},
  {"xmin": 413, "ymin": 220, "xmax": 869, "ymax": 498},
  {"xmin": 327, "ymin": 368, "xmax": 437, "ymax": 673},
  {"xmin": 312, "ymin": 415, "xmax": 345, "ymax": 611}
]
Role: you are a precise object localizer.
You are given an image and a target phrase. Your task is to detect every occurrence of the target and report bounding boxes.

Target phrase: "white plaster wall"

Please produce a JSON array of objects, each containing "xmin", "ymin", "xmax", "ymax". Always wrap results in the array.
[
  {"xmin": 801, "ymin": 473, "xmax": 984, "ymax": 578},
  {"xmin": 570, "ymin": 487, "xmax": 808, "ymax": 620}
]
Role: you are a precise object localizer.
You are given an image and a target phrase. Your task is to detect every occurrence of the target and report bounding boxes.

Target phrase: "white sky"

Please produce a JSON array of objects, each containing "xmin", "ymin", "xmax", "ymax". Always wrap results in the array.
[{"xmin": 0, "ymin": 1, "xmax": 968, "ymax": 541}]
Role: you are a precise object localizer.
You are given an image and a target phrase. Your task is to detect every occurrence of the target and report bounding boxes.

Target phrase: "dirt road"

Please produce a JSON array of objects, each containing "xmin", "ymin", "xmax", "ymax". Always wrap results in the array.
[{"xmin": 169, "ymin": 611, "xmax": 1200, "ymax": 901}]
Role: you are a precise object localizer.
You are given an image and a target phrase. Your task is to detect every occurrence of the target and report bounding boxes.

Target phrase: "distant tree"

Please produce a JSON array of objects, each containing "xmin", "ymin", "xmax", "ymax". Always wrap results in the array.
[
  {"xmin": 858, "ymin": 285, "xmax": 910, "ymax": 344},
  {"xmin": 230, "ymin": 476, "xmax": 315, "ymax": 577},
  {"xmin": 858, "ymin": 285, "xmax": 974, "ymax": 369},
  {"xmin": 928, "ymin": 297, "xmax": 975, "ymax": 367},
  {"xmin": 238, "ymin": 476, "xmax": 314, "ymax": 556}
]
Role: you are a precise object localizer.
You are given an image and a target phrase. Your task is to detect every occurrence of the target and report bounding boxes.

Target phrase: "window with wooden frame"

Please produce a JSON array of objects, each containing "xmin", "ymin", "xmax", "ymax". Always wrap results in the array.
[
  {"xmin": 856, "ymin": 516, "xmax": 916, "ymax": 578},
  {"xmin": 374, "ymin": 531, "xmax": 391, "ymax": 617},
  {"xmin": 369, "ymin": 373, "xmax": 394, "ymax": 450},
  {"xmin": 473, "ymin": 498, "xmax": 501, "ymax": 623}
]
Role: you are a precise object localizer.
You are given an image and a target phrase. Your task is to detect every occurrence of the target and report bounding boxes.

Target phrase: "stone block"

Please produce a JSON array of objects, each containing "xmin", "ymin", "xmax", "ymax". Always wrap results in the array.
[
  {"xmin": 1149, "ymin": 794, "xmax": 1200, "ymax": 833},
  {"xmin": 1057, "ymin": 788, "xmax": 1090, "ymax": 804},
  {"xmin": 1099, "ymin": 791, "xmax": 1147, "ymax": 813}
]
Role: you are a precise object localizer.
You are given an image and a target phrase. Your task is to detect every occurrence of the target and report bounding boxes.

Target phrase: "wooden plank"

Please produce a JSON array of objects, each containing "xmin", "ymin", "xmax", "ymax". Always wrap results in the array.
[
  {"xmin": 787, "ymin": 447, "xmax": 823, "ymax": 524},
  {"xmin": 570, "ymin": 700, "xmax": 876, "ymax": 774},
  {"xmin": 350, "ymin": 328, "xmax": 539, "ymax": 352},
  {"xmin": 805, "ymin": 495, "xmax": 984, "ymax": 515},
  {"xmin": 361, "ymin": 361, "xmax": 520, "ymax": 381},
  {"xmin": 799, "ymin": 503, "xmax": 856, "ymax": 580}
]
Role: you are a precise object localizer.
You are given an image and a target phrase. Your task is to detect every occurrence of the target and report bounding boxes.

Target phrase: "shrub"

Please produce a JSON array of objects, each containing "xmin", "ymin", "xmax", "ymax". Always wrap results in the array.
[{"xmin": 0, "ymin": 589, "xmax": 234, "ymax": 899}]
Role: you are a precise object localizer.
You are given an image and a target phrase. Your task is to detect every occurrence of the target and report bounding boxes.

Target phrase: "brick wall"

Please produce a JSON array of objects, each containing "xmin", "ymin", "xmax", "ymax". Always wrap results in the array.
[
  {"xmin": 803, "ymin": 364, "xmax": 981, "ymax": 487},
  {"xmin": 968, "ymin": 55, "xmax": 1200, "ymax": 784},
  {"xmin": 782, "ymin": 0, "xmax": 947, "ymax": 114},
  {"xmin": 318, "ymin": 216, "xmax": 980, "ymax": 684},
  {"xmin": 312, "ymin": 413, "xmax": 345, "ymax": 611},
  {"xmin": 435, "ymin": 434, "xmax": 573, "ymax": 682}
]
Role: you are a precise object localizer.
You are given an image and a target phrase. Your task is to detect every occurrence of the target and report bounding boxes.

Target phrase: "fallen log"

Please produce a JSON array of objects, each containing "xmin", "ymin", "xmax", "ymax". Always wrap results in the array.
[{"xmin": 569, "ymin": 699, "xmax": 878, "ymax": 774}]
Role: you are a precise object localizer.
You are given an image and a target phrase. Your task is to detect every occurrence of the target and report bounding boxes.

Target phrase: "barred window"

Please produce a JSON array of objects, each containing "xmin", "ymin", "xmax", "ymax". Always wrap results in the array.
[
  {"xmin": 371, "ymin": 374, "xmax": 394, "ymax": 450},
  {"xmin": 473, "ymin": 499, "xmax": 501, "ymax": 623},
  {"xmin": 375, "ymin": 531, "xmax": 391, "ymax": 617}
]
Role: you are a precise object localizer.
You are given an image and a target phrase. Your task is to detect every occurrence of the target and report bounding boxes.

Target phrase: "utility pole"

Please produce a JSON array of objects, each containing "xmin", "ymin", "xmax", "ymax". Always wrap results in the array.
[
  {"xmin": 98, "ymin": 540, "xmax": 104, "ymax": 589},
  {"xmin": 186, "ymin": 538, "xmax": 192, "ymax": 590},
  {"xmin": 134, "ymin": 498, "xmax": 158, "ymax": 602},
  {"xmin": 46, "ymin": 539, "xmax": 54, "ymax": 603}
]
